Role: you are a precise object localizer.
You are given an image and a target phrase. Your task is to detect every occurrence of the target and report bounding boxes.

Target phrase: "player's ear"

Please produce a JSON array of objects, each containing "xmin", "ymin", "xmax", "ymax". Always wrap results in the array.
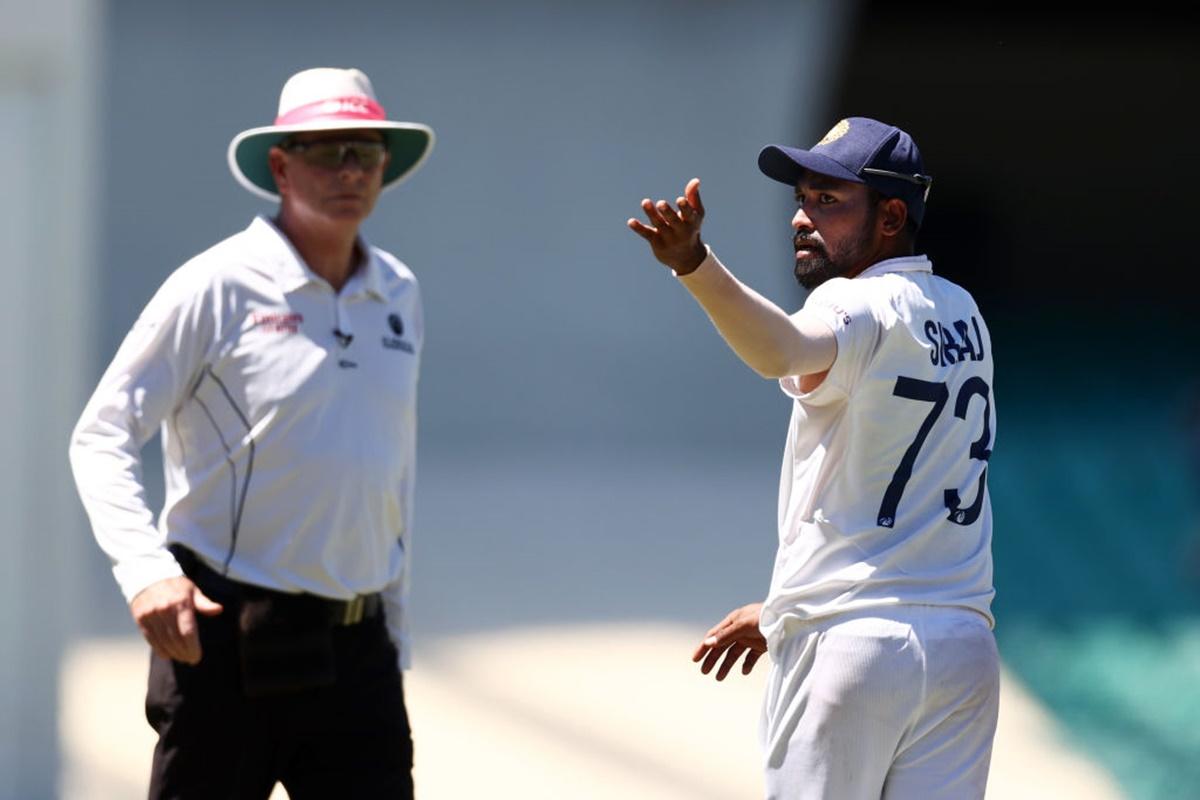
[{"xmin": 878, "ymin": 197, "xmax": 908, "ymax": 238}]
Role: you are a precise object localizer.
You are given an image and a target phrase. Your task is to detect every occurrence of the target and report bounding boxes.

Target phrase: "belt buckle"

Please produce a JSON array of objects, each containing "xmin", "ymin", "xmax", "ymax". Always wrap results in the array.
[{"xmin": 342, "ymin": 595, "xmax": 365, "ymax": 625}]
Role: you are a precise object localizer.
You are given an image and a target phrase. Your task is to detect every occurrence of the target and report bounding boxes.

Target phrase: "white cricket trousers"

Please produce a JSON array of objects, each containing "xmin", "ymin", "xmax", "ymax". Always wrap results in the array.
[{"xmin": 760, "ymin": 605, "xmax": 999, "ymax": 800}]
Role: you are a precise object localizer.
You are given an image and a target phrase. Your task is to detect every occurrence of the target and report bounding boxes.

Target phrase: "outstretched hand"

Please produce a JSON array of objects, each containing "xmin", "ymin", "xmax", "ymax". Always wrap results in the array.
[
  {"xmin": 692, "ymin": 602, "xmax": 767, "ymax": 681},
  {"xmin": 627, "ymin": 177, "xmax": 708, "ymax": 275}
]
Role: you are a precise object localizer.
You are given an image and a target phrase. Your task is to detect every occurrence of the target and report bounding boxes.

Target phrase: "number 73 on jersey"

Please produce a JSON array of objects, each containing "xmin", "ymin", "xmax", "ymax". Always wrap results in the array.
[{"xmin": 876, "ymin": 375, "xmax": 992, "ymax": 529}]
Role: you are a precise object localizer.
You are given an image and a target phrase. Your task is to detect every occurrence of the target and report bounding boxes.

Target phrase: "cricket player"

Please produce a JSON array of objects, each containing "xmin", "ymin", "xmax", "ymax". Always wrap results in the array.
[
  {"xmin": 628, "ymin": 117, "xmax": 999, "ymax": 799},
  {"xmin": 69, "ymin": 67, "xmax": 432, "ymax": 798}
]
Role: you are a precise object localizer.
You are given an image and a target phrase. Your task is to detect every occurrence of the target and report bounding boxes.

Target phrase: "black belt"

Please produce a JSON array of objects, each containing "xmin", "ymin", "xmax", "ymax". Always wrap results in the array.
[
  {"xmin": 335, "ymin": 593, "xmax": 383, "ymax": 625},
  {"xmin": 169, "ymin": 545, "xmax": 383, "ymax": 626}
]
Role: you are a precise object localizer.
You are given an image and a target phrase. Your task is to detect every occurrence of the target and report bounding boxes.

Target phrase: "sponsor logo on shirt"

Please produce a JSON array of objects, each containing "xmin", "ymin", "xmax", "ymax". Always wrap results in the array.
[
  {"xmin": 252, "ymin": 311, "xmax": 304, "ymax": 333},
  {"xmin": 382, "ymin": 312, "xmax": 414, "ymax": 353}
]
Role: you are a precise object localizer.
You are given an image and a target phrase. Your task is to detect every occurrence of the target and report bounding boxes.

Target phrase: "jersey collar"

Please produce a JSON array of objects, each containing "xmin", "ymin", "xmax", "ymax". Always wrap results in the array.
[
  {"xmin": 250, "ymin": 215, "xmax": 387, "ymax": 300},
  {"xmin": 855, "ymin": 254, "xmax": 933, "ymax": 280}
]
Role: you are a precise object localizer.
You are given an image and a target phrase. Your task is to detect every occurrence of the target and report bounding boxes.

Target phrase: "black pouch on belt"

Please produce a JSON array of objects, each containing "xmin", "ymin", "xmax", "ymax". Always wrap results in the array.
[{"xmin": 237, "ymin": 589, "xmax": 337, "ymax": 698}]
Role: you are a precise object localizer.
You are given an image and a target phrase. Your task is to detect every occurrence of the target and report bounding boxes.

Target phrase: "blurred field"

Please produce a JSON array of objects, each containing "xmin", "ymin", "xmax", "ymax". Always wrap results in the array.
[{"xmin": 60, "ymin": 625, "xmax": 1125, "ymax": 799}]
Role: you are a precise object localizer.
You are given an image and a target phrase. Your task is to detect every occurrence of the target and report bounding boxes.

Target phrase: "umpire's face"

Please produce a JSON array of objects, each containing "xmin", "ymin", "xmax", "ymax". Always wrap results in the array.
[
  {"xmin": 269, "ymin": 128, "xmax": 391, "ymax": 229},
  {"xmin": 790, "ymin": 170, "xmax": 903, "ymax": 290}
]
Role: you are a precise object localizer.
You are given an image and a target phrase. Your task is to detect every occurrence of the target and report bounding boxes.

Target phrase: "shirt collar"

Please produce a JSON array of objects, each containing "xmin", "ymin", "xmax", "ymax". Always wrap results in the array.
[
  {"xmin": 855, "ymin": 254, "xmax": 933, "ymax": 280},
  {"xmin": 347, "ymin": 241, "xmax": 388, "ymax": 301},
  {"xmin": 249, "ymin": 215, "xmax": 387, "ymax": 301}
]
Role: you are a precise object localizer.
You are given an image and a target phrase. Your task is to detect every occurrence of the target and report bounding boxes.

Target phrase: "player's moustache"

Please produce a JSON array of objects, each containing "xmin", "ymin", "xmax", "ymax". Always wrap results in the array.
[{"xmin": 793, "ymin": 234, "xmax": 825, "ymax": 255}]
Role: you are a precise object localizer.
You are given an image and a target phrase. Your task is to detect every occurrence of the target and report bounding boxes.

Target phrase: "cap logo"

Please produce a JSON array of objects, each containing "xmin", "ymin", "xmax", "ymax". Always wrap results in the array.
[
  {"xmin": 275, "ymin": 96, "xmax": 386, "ymax": 127},
  {"xmin": 817, "ymin": 119, "xmax": 850, "ymax": 146}
]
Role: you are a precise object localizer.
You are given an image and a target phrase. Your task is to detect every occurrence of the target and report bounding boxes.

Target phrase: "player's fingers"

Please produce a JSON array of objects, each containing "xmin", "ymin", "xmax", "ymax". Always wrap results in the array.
[
  {"xmin": 699, "ymin": 627, "xmax": 732, "ymax": 654},
  {"xmin": 742, "ymin": 649, "xmax": 764, "ymax": 675},
  {"xmin": 627, "ymin": 219, "xmax": 659, "ymax": 241},
  {"xmin": 712, "ymin": 607, "xmax": 742, "ymax": 634},
  {"xmin": 654, "ymin": 200, "xmax": 680, "ymax": 228},
  {"xmin": 641, "ymin": 198, "xmax": 669, "ymax": 227},
  {"xmin": 700, "ymin": 642, "xmax": 730, "ymax": 675},
  {"xmin": 701, "ymin": 605, "xmax": 745, "ymax": 646},
  {"xmin": 715, "ymin": 643, "xmax": 748, "ymax": 681},
  {"xmin": 686, "ymin": 178, "xmax": 705, "ymax": 217},
  {"xmin": 678, "ymin": 197, "xmax": 698, "ymax": 223},
  {"xmin": 702, "ymin": 621, "xmax": 740, "ymax": 650}
]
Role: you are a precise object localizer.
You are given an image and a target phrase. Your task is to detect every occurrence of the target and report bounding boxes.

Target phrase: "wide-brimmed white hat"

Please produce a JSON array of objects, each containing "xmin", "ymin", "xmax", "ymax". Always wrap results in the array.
[{"xmin": 228, "ymin": 67, "xmax": 435, "ymax": 202}]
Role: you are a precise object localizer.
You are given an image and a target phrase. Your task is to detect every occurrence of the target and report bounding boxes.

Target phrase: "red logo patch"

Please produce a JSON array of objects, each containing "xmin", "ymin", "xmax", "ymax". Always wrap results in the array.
[{"xmin": 252, "ymin": 311, "xmax": 304, "ymax": 333}]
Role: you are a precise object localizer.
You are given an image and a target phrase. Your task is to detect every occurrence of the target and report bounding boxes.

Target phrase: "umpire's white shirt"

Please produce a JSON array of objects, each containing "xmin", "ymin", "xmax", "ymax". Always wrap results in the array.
[
  {"xmin": 69, "ymin": 215, "xmax": 422, "ymax": 666},
  {"xmin": 761, "ymin": 255, "xmax": 996, "ymax": 649}
]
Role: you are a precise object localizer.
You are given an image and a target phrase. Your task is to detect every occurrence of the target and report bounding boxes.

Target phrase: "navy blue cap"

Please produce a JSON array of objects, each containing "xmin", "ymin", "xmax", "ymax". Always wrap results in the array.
[{"xmin": 758, "ymin": 117, "xmax": 932, "ymax": 226}]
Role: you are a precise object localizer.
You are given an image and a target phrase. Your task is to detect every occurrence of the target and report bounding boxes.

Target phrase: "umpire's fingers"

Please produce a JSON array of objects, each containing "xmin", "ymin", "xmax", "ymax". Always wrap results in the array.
[
  {"xmin": 174, "ymin": 603, "xmax": 202, "ymax": 665},
  {"xmin": 141, "ymin": 614, "xmax": 186, "ymax": 662}
]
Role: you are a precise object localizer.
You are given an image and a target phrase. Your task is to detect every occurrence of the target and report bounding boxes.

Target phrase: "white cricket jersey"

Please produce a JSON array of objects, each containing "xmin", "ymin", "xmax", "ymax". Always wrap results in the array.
[
  {"xmin": 69, "ymin": 215, "xmax": 422, "ymax": 664},
  {"xmin": 760, "ymin": 255, "xmax": 996, "ymax": 648}
]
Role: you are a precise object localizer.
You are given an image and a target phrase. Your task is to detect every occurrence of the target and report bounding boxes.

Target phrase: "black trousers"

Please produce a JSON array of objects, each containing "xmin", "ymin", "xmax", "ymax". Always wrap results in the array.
[{"xmin": 144, "ymin": 589, "xmax": 413, "ymax": 799}]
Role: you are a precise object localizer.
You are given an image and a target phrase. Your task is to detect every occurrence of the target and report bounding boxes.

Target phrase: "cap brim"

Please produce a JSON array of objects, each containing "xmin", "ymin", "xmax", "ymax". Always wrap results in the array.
[
  {"xmin": 228, "ymin": 120, "xmax": 436, "ymax": 202},
  {"xmin": 757, "ymin": 145, "xmax": 863, "ymax": 187}
]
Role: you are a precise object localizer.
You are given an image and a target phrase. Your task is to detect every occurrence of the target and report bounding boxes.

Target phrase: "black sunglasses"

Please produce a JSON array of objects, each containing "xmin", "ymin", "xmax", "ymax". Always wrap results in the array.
[
  {"xmin": 281, "ymin": 139, "xmax": 388, "ymax": 171},
  {"xmin": 861, "ymin": 167, "xmax": 933, "ymax": 202}
]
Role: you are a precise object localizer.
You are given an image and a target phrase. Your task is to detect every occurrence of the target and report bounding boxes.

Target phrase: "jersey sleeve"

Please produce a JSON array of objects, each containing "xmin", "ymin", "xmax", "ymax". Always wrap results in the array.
[
  {"xmin": 68, "ymin": 266, "xmax": 220, "ymax": 603},
  {"xmin": 779, "ymin": 278, "xmax": 880, "ymax": 403},
  {"xmin": 381, "ymin": 399, "xmax": 417, "ymax": 670},
  {"xmin": 380, "ymin": 268, "xmax": 421, "ymax": 670}
]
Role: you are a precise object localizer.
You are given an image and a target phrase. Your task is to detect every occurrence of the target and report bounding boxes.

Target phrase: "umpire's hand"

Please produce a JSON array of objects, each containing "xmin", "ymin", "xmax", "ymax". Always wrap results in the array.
[
  {"xmin": 627, "ymin": 177, "xmax": 708, "ymax": 276},
  {"xmin": 692, "ymin": 602, "xmax": 767, "ymax": 681},
  {"xmin": 130, "ymin": 576, "xmax": 224, "ymax": 665}
]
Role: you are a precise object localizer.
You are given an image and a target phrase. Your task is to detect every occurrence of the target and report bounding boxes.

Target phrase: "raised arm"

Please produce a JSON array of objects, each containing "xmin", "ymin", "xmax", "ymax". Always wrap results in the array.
[{"xmin": 627, "ymin": 179, "xmax": 836, "ymax": 379}]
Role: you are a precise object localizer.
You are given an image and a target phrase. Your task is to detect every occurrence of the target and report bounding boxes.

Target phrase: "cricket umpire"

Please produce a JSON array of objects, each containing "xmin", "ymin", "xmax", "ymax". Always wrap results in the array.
[
  {"xmin": 629, "ymin": 118, "xmax": 999, "ymax": 798},
  {"xmin": 69, "ymin": 67, "xmax": 433, "ymax": 798}
]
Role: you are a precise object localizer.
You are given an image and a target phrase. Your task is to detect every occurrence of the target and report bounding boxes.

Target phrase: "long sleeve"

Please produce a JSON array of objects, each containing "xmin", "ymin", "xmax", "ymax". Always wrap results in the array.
[
  {"xmin": 676, "ymin": 247, "xmax": 837, "ymax": 379},
  {"xmin": 68, "ymin": 270, "xmax": 216, "ymax": 603},
  {"xmin": 380, "ymin": 279, "xmax": 423, "ymax": 670},
  {"xmin": 380, "ymin": 398, "xmax": 416, "ymax": 670}
]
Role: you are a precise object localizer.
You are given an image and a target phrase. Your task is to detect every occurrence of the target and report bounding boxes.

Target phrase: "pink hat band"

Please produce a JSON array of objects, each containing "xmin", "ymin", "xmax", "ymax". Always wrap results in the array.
[{"xmin": 275, "ymin": 96, "xmax": 387, "ymax": 127}]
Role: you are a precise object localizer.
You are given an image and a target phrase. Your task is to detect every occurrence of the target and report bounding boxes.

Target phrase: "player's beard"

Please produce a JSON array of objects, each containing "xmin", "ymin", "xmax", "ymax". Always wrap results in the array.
[{"xmin": 793, "ymin": 209, "xmax": 877, "ymax": 291}]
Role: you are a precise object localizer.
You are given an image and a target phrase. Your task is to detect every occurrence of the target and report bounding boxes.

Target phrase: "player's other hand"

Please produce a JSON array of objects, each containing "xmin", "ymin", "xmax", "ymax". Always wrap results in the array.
[
  {"xmin": 130, "ymin": 576, "xmax": 224, "ymax": 665},
  {"xmin": 692, "ymin": 602, "xmax": 767, "ymax": 681},
  {"xmin": 627, "ymin": 177, "xmax": 708, "ymax": 276}
]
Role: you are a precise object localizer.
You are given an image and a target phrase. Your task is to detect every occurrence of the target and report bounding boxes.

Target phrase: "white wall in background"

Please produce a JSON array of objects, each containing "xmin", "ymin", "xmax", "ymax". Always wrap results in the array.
[{"xmin": 0, "ymin": 0, "xmax": 99, "ymax": 796}]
